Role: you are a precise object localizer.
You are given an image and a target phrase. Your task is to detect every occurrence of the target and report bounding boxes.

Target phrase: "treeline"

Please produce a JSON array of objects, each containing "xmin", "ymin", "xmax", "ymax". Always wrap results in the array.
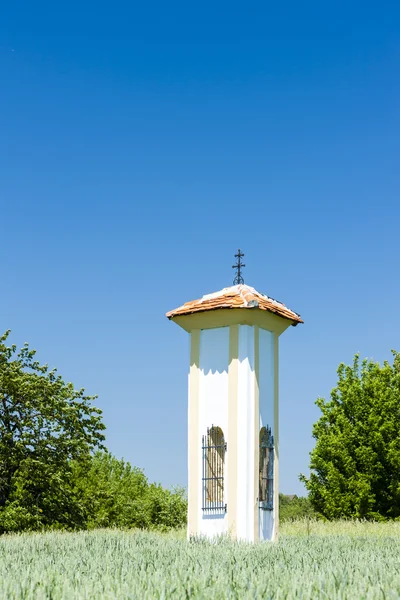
[
  {"xmin": 4, "ymin": 329, "xmax": 399, "ymax": 530},
  {"xmin": 1, "ymin": 451, "xmax": 186, "ymax": 533},
  {"xmin": 0, "ymin": 331, "xmax": 186, "ymax": 533}
]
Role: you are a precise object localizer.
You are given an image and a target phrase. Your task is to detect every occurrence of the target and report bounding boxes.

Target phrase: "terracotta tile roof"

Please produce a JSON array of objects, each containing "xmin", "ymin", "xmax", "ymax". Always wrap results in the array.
[{"xmin": 166, "ymin": 284, "xmax": 303, "ymax": 325}]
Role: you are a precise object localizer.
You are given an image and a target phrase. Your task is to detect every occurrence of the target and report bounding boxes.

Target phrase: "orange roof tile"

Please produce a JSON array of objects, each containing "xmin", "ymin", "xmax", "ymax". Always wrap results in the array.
[{"xmin": 166, "ymin": 284, "xmax": 303, "ymax": 325}]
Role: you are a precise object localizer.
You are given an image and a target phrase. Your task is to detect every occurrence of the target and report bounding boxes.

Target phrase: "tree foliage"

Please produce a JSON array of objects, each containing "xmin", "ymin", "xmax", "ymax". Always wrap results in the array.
[
  {"xmin": 0, "ymin": 331, "xmax": 187, "ymax": 532},
  {"xmin": 71, "ymin": 452, "xmax": 187, "ymax": 531},
  {"xmin": 0, "ymin": 330, "xmax": 106, "ymax": 531},
  {"xmin": 279, "ymin": 494, "xmax": 317, "ymax": 521},
  {"xmin": 300, "ymin": 352, "xmax": 400, "ymax": 520}
]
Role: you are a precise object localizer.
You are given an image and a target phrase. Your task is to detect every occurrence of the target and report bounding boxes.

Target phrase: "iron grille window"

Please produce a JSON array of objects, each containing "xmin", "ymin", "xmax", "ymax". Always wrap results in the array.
[
  {"xmin": 202, "ymin": 425, "xmax": 227, "ymax": 513},
  {"xmin": 259, "ymin": 426, "xmax": 274, "ymax": 510}
]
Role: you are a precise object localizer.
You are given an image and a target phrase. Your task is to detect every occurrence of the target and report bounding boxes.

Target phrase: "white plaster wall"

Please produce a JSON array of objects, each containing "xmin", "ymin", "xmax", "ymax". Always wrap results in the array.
[
  {"xmin": 258, "ymin": 328, "xmax": 275, "ymax": 541},
  {"xmin": 198, "ymin": 327, "xmax": 229, "ymax": 538},
  {"xmin": 237, "ymin": 325, "xmax": 255, "ymax": 541}
]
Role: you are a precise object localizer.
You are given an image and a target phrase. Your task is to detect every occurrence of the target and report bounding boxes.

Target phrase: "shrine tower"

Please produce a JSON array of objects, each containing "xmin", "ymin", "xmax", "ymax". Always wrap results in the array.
[{"xmin": 166, "ymin": 251, "xmax": 302, "ymax": 542}]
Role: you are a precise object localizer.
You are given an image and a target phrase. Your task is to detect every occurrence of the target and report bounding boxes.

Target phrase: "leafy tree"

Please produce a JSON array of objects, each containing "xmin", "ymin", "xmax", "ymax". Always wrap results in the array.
[
  {"xmin": 300, "ymin": 352, "xmax": 400, "ymax": 520},
  {"xmin": 0, "ymin": 331, "xmax": 106, "ymax": 531}
]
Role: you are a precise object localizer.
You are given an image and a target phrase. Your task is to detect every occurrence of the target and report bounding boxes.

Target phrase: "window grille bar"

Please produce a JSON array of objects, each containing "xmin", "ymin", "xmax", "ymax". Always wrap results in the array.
[
  {"xmin": 202, "ymin": 425, "xmax": 227, "ymax": 513},
  {"xmin": 259, "ymin": 425, "xmax": 274, "ymax": 511}
]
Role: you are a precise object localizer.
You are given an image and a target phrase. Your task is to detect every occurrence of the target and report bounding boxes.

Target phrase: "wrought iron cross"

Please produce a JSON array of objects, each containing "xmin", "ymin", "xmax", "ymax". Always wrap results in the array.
[{"xmin": 232, "ymin": 249, "xmax": 245, "ymax": 285}]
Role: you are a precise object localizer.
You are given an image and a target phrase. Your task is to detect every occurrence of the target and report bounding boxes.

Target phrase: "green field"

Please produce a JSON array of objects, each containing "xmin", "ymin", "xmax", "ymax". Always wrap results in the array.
[{"xmin": 1, "ymin": 521, "xmax": 400, "ymax": 599}]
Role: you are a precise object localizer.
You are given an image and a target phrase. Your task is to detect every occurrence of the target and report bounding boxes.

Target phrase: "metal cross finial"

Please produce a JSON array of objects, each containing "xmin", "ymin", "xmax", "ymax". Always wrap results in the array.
[{"xmin": 232, "ymin": 249, "xmax": 245, "ymax": 285}]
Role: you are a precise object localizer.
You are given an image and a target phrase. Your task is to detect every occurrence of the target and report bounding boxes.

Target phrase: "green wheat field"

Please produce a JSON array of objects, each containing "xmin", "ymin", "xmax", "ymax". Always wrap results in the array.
[{"xmin": 2, "ymin": 520, "xmax": 400, "ymax": 599}]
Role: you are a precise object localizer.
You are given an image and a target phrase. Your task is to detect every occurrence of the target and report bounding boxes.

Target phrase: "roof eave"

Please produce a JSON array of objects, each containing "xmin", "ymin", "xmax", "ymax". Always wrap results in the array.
[{"xmin": 166, "ymin": 305, "xmax": 303, "ymax": 326}]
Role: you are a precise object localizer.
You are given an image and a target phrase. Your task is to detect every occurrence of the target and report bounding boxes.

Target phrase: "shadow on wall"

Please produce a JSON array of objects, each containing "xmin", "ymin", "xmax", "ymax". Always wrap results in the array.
[
  {"xmin": 199, "ymin": 358, "xmax": 253, "ymax": 376},
  {"xmin": 191, "ymin": 326, "xmax": 234, "ymax": 375}
]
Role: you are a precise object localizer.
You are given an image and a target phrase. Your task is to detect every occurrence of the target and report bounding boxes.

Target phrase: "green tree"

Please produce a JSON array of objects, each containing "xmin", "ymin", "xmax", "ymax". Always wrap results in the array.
[
  {"xmin": 300, "ymin": 352, "xmax": 400, "ymax": 520},
  {"xmin": 0, "ymin": 331, "xmax": 106, "ymax": 531}
]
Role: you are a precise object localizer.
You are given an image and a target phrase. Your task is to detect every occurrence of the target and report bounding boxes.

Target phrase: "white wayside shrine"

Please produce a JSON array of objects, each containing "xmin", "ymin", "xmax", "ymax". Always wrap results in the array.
[{"xmin": 167, "ymin": 275, "xmax": 302, "ymax": 542}]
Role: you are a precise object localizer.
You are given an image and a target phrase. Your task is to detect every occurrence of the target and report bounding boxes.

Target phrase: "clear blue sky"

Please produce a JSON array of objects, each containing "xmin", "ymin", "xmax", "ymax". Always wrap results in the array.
[{"xmin": 1, "ymin": 1, "xmax": 399, "ymax": 494}]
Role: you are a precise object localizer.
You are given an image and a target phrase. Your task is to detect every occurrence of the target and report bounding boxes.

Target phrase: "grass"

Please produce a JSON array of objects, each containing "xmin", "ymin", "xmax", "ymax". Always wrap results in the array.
[
  {"xmin": 1, "ymin": 521, "xmax": 400, "ymax": 598},
  {"xmin": 281, "ymin": 517, "xmax": 400, "ymax": 537}
]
